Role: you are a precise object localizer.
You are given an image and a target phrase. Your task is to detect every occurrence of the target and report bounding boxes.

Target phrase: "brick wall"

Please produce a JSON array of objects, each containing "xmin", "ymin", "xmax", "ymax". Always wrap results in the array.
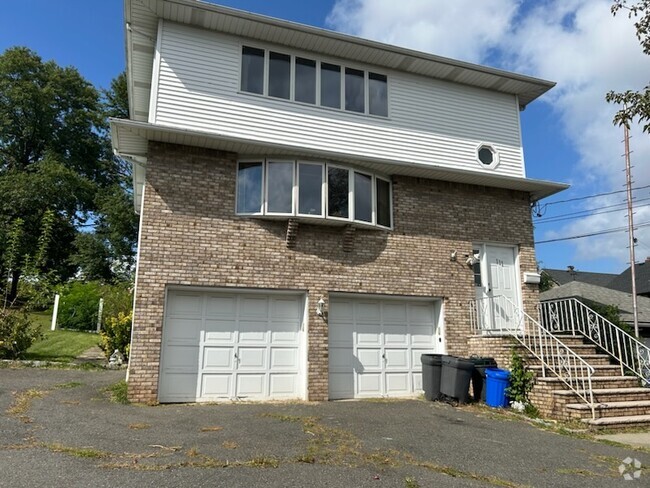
[{"xmin": 128, "ymin": 142, "xmax": 539, "ymax": 403}]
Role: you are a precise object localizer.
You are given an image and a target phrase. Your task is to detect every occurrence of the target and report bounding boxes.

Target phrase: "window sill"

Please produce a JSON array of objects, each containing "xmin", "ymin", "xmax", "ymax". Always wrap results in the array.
[{"xmin": 237, "ymin": 214, "xmax": 392, "ymax": 231}]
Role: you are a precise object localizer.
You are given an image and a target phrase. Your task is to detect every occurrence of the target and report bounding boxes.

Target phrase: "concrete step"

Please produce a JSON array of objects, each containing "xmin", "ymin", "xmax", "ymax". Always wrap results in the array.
[
  {"xmin": 537, "ymin": 376, "xmax": 641, "ymax": 389},
  {"xmin": 567, "ymin": 400, "xmax": 650, "ymax": 419},
  {"xmin": 525, "ymin": 354, "xmax": 613, "ymax": 366},
  {"xmin": 529, "ymin": 364, "xmax": 623, "ymax": 378},
  {"xmin": 553, "ymin": 387, "xmax": 650, "ymax": 404},
  {"xmin": 522, "ymin": 343, "xmax": 600, "ymax": 354},
  {"xmin": 582, "ymin": 414, "xmax": 650, "ymax": 430}
]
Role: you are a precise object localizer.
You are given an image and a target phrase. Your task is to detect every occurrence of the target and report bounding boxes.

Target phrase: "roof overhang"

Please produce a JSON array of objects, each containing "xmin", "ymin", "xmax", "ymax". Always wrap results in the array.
[
  {"xmin": 125, "ymin": 0, "xmax": 556, "ymax": 123},
  {"xmin": 111, "ymin": 118, "xmax": 569, "ymax": 212}
]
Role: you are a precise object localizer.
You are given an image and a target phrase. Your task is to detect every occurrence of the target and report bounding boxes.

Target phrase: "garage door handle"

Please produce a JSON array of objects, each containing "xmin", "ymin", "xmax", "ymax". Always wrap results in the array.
[{"xmin": 382, "ymin": 353, "xmax": 386, "ymax": 360}]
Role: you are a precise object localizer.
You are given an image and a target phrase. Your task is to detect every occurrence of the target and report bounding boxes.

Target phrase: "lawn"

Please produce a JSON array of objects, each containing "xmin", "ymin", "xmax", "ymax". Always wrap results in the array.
[{"xmin": 24, "ymin": 311, "xmax": 102, "ymax": 362}]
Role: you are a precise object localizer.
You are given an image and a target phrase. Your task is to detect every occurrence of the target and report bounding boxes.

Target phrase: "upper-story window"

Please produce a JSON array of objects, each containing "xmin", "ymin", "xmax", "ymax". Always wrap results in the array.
[
  {"xmin": 240, "ymin": 46, "xmax": 388, "ymax": 117},
  {"xmin": 236, "ymin": 159, "xmax": 392, "ymax": 229}
]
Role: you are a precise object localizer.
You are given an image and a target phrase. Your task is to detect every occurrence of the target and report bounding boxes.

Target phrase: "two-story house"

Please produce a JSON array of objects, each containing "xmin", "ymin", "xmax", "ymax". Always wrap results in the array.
[{"xmin": 111, "ymin": 0, "xmax": 567, "ymax": 404}]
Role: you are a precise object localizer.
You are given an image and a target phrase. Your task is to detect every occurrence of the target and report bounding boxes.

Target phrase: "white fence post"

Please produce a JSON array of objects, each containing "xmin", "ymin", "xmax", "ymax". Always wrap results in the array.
[
  {"xmin": 51, "ymin": 294, "xmax": 60, "ymax": 331},
  {"xmin": 96, "ymin": 298, "xmax": 104, "ymax": 333}
]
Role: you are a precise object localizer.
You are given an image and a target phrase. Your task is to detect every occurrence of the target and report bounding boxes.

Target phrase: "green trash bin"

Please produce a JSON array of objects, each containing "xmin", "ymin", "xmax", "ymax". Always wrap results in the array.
[
  {"xmin": 469, "ymin": 357, "xmax": 498, "ymax": 402},
  {"xmin": 440, "ymin": 356, "xmax": 474, "ymax": 404}
]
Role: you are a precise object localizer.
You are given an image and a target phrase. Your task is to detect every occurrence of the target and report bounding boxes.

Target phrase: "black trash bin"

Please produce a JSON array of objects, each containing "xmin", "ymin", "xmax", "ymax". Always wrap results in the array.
[
  {"xmin": 421, "ymin": 354, "xmax": 444, "ymax": 401},
  {"xmin": 441, "ymin": 356, "xmax": 475, "ymax": 403},
  {"xmin": 469, "ymin": 357, "xmax": 498, "ymax": 402}
]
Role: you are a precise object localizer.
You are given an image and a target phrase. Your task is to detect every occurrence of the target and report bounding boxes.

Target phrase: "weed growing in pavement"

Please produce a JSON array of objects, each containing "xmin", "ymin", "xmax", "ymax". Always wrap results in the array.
[{"xmin": 104, "ymin": 380, "xmax": 129, "ymax": 404}]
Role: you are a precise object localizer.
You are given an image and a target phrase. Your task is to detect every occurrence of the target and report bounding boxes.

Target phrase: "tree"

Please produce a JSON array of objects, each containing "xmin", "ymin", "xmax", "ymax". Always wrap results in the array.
[
  {"xmin": 0, "ymin": 48, "xmax": 133, "ymax": 300},
  {"xmin": 607, "ymin": 1, "xmax": 650, "ymax": 131}
]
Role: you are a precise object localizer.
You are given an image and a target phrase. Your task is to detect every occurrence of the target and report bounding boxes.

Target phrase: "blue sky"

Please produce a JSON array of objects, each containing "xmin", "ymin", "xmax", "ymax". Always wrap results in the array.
[{"xmin": 2, "ymin": 0, "xmax": 648, "ymax": 275}]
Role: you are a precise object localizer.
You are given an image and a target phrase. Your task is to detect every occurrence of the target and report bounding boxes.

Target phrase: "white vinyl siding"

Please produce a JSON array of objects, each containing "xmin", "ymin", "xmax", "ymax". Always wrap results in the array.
[{"xmin": 154, "ymin": 21, "xmax": 525, "ymax": 178}]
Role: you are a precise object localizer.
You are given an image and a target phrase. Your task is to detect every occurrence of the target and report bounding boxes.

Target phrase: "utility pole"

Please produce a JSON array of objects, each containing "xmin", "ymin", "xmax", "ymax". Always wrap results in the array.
[{"xmin": 624, "ymin": 122, "xmax": 640, "ymax": 337}]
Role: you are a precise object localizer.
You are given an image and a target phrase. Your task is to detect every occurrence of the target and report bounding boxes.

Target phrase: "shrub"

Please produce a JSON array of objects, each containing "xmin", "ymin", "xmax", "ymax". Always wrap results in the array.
[
  {"xmin": 101, "ymin": 282, "xmax": 133, "ymax": 326},
  {"xmin": 505, "ymin": 348, "xmax": 535, "ymax": 406},
  {"xmin": 57, "ymin": 281, "xmax": 103, "ymax": 331},
  {"xmin": 0, "ymin": 309, "xmax": 43, "ymax": 359},
  {"xmin": 100, "ymin": 311, "xmax": 132, "ymax": 359},
  {"xmin": 19, "ymin": 272, "xmax": 62, "ymax": 312}
]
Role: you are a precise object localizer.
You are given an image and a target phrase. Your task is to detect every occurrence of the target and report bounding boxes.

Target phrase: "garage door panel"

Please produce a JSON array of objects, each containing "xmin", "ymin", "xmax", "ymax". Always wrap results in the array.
[
  {"xmin": 355, "ymin": 301, "xmax": 381, "ymax": 322},
  {"xmin": 356, "ymin": 326, "xmax": 381, "ymax": 345},
  {"xmin": 269, "ymin": 374, "xmax": 298, "ymax": 396},
  {"xmin": 271, "ymin": 297, "xmax": 301, "ymax": 318},
  {"xmin": 382, "ymin": 303, "xmax": 407, "ymax": 323},
  {"xmin": 205, "ymin": 295, "xmax": 236, "ymax": 317},
  {"xmin": 237, "ymin": 347, "xmax": 266, "ymax": 369},
  {"xmin": 411, "ymin": 325, "xmax": 435, "ymax": 345},
  {"xmin": 165, "ymin": 318, "xmax": 202, "ymax": 343},
  {"xmin": 329, "ymin": 347, "xmax": 353, "ymax": 370},
  {"xmin": 270, "ymin": 348, "xmax": 298, "ymax": 369},
  {"xmin": 160, "ymin": 372, "xmax": 199, "ymax": 400},
  {"xmin": 269, "ymin": 321, "xmax": 300, "ymax": 343},
  {"xmin": 329, "ymin": 373, "xmax": 353, "ymax": 399},
  {"xmin": 200, "ymin": 374, "xmax": 231, "ymax": 397},
  {"xmin": 237, "ymin": 374, "xmax": 266, "ymax": 397},
  {"xmin": 329, "ymin": 323, "xmax": 353, "ymax": 345},
  {"xmin": 357, "ymin": 373, "xmax": 381, "ymax": 395},
  {"xmin": 204, "ymin": 320, "xmax": 236, "ymax": 343},
  {"xmin": 412, "ymin": 372, "xmax": 423, "ymax": 391},
  {"xmin": 167, "ymin": 293, "xmax": 203, "ymax": 317},
  {"xmin": 238, "ymin": 321, "xmax": 268, "ymax": 343},
  {"xmin": 357, "ymin": 348, "xmax": 381, "ymax": 369},
  {"xmin": 385, "ymin": 325, "xmax": 409, "ymax": 345},
  {"xmin": 409, "ymin": 304, "xmax": 435, "ymax": 324},
  {"xmin": 385, "ymin": 349, "xmax": 409, "ymax": 369},
  {"xmin": 239, "ymin": 296, "xmax": 269, "ymax": 317},
  {"xmin": 386, "ymin": 373, "xmax": 410, "ymax": 395},
  {"xmin": 163, "ymin": 345, "xmax": 199, "ymax": 369},
  {"xmin": 329, "ymin": 300, "xmax": 353, "ymax": 321},
  {"xmin": 202, "ymin": 347, "xmax": 233, "ymax": 369},
  {"xmin": 411, "ymin": 349, "xmax": 431, "ymax": 367}
]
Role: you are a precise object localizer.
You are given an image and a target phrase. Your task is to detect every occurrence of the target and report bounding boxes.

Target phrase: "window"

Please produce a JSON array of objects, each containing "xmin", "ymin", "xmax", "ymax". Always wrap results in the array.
[
  {"xmin": 321, "ymin": 63, "xmax": 341, "ymax": 109},
  {"xmin": 376, "ymin": 178, "xmax": 391, "ymax": 228},
  {"xmin": 236, "ymin": 159, "xmax": 392, "ymax": 228},
  {"xmin": 241, "ymin": 47, "xmax": 264, "ymax": 95},
  {"xmin": 240, "ymin": 46, "xmax": 388, "ymax": 117},
  {"xmin": 269, "ymin": 52, "xmax": 291, "ymax": 100},
  {"xmin": 298, "ymin": 163, "xmax": 323, "ymax": 216},
  {"xmin": 345, "ymin": 68, "xmax": 365, "ymax": 113},
  {"xmin": 369, "ymin": 73, "xmax": 388, "ymax": 117},
  {"xmin": 354, "ymin": 172, "xmax": 372, "ymax": 223},
  {"xmin": 236, "ymin": 162, "xmax": 263, "ymax": 214},
  {"xmin": 472, "ymin": 249, "xmax": 482, "ymax": 286},
  {"xmin": 328, "ymin": 167, "xmax": 349, "ymax": 219},
  {"xmin": 295, "ymin": 58, "xmax": 316, "ymax": 104},
  {"xmin": 477, "ymin": 144, "xmax": 499, "ymax": 168},
  {"xmin": 266, "ymin": 161, "xmax": 294, "ymax": 214}
]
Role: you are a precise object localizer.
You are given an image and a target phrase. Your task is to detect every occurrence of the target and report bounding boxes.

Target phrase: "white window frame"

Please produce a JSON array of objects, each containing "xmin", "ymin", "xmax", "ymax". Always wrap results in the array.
[
  {"xmin": 235, "ymin": 160, "xmax": 265, "ymax": 216},
  {"xmin": 476, "ymin": 143, "xmax": 500, "ymax": 170},
  {"xmin": 296, "ymin": 161, "xmax": 325, "ymax": 218},
  {"xmin": 352, "ymin": 170, "xmax": 374, "ymax": 225},
  {"xmin": 265, "ymin": 160, "xmax": 296, "ymax": 216}
]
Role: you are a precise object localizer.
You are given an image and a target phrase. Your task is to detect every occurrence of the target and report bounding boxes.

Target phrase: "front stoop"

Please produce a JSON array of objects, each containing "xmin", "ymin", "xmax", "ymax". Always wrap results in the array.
[{"xmin": 523, "ymin": 334, "xmax": 650, "ymax": 429}]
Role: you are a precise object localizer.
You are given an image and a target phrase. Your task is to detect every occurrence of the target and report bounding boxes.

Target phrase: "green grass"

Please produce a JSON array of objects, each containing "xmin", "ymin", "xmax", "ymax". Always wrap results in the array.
[
  {"xmin": 23, "ymin": 311, "xmax": 101, "ymax": 362},
  {"xmin": 105, "ymin": 380, "xmax": 130, "ymax": 404}
]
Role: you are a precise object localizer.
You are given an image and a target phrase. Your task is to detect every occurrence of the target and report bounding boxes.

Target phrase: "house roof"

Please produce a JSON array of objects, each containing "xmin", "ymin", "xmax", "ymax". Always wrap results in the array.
[
  {"xmin": 540, "ymin": 281, "xmax": 650, "ymax": 327},
  {"xmin": 124, "ymin": 0, "xmax": 557, "ymax": 124},
  {"xmin": 606, "ymin": 260, "xmax": 650, "ymax": 296},
  {"xmin": 542, "ymin": 268, "xmax": 618, "ymax": 288}
]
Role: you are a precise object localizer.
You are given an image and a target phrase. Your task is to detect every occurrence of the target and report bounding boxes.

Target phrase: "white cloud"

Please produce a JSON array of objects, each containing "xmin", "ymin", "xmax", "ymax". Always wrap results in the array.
[{"xmin": 327, "ymin": 0, "xmax": 650, "ymax": 270}]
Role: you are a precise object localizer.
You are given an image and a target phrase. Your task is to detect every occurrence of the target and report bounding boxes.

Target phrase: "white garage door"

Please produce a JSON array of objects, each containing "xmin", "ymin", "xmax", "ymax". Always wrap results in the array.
[
  {"xmin": 159, "ymin": 290, "xmax": 305, "ymax": 402},
  {"xmin": 328, "ymin": 296, "xmax": 442, "ymax": 400}
]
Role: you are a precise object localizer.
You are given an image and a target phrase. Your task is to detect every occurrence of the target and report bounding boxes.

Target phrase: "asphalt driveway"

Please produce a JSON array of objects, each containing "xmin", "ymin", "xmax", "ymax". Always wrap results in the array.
[{"xmin": 1, "ymin": 367, "xmax": 648, "ymax": 487}]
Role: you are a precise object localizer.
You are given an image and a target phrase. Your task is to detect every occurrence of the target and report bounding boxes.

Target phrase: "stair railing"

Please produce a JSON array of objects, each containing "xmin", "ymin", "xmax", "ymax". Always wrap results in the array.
[
  {"xmin": 539, "ymin": 297, "xmax": 650, "ymax": 385},
  {"xmin": 470, "ymin": 295, "xmax": 596, "ymax": 418}
]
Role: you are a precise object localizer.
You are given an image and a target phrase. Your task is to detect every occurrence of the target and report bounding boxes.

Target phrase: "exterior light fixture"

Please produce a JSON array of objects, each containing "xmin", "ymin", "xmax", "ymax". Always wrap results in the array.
[
  {"xmin": 316, "ymin": 297, "xmax": 326, "ymax": 317},
  {"xmin": 450, "ymin": 250, "xmax": 457, "ymax": 262}
]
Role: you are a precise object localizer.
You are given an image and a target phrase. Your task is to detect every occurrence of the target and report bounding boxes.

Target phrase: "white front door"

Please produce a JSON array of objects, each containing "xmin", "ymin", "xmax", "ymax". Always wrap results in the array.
[
  {"xmin": 159, "ymin": 290, "xmax": 305, "ymax": 402},
  {"xmin": 474, "ymin": 245, "xmax": 520, "ymax": 331},
  {"xmin": 328, "ymin": 296, "xmax": 443, "ymax": 400}
]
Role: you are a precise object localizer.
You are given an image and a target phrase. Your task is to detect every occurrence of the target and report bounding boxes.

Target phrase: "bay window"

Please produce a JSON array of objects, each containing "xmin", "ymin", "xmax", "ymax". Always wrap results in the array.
[{"xmin": 236, "ymin": 159, "xmax": 392, "ymax": 229}]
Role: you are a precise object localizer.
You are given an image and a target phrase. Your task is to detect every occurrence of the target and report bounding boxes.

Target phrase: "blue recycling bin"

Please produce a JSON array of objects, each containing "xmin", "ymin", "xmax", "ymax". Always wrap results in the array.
[{"xmin": 485, "ymin": 368, "xmax": 511, "ymax": 408}]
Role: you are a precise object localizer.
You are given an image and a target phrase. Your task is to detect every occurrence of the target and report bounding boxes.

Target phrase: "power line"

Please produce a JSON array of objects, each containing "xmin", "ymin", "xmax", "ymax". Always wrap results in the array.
[
  {"xmin": 534, "ymin": 203, "xmax": 650, "ymax": 224},
  {"xmin": 534, "ymin": 196, "xmax": 650, "ymax": 222},
  {"xmin": 535, "ymin": 221, "xmax": 650, "ymax": 244},
  {"xmin": 542, "ymin": 184, "xmax": 650, "ymax": 206}
]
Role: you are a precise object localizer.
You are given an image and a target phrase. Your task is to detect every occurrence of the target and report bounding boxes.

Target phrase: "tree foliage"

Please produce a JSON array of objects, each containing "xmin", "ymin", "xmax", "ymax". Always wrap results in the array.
[
  {"xmin": 607, "ymin": 1, "xmax": 650, "ymax": 131},
  {"xmin": 0, "ymin": 47, "xmax": 137, "ymax": 297}
]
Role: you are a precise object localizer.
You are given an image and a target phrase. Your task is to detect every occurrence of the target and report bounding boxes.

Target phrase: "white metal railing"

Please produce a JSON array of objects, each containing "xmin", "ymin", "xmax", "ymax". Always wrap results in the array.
[
  {"xmin": 539, "ymin": 298, "xmax": 650, "ymax": 385},
  {"xmin": 470, "ymin": 295, "xmax": 596, "ymax": 418}
]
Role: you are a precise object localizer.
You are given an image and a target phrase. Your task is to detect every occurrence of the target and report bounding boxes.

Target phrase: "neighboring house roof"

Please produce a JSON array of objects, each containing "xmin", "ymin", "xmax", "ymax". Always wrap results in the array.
[
  {"xmin": 606, "ymin": 260, "xmax": 650, "ymax": 296},
  {"xmin": 540, "ymin": 281, "xmax": 650, "ymax": 327},
  {"xmin": 543, "ymin": 268, "xmax": 617, "ymax": 288}
]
